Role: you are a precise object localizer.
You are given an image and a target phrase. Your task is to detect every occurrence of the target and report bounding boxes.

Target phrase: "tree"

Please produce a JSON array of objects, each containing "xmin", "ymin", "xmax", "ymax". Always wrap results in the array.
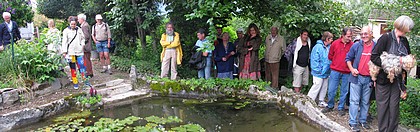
[
  {"xmin": 37, "ymin": 0, "xmax": 83, "ymax": 20},
  {"xmin": 105, "ymin": 0, "xmax": 162, "ymax": 49},
  {"xmin": 0, "ymin": 0, "xmax": 34, "ymax": 26}
]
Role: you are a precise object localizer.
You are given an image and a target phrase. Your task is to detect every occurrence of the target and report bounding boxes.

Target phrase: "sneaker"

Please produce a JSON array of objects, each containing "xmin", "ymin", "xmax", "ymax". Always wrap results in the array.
[
  {"xmin": 108, "ymin": 69, "xmax": 113, "ymax": 75},
  {"xmin": 360, "ymin": 123, "xmax": 371, "ymax": 129},
  {"xmin": 349, "ymin": 124, "xmax": 360, "ymax": 132},
  {"xmin": 338, "ymin": 110, "xmax": 346, "ymax": 116},
  {"xmin": 321, "ymin": 107, "xmax": 333, "ymax": 113},
  {"xmin": 74, "ymin": 84, "xmax": 79, "ymax": 90},
  {"xmin": 318, "ymin": 101, "xmax": 328, "ymax": 108},
  {"xmin": 101, "ymin": 69, "xmax": 108, "ymax": 73}
]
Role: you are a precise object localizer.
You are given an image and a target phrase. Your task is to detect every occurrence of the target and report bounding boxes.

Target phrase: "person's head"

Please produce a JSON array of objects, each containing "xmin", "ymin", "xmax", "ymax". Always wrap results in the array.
[
  {"xmin": 48, "ymin": 19, "xmax": 55, "ymax": 29},
  {"xmin": 341, "ymin": 27, "xmax": 353, "ymax": 43},
  {"xmin": 95, "ymin": 14, "xmax": 103, "ymax": 24},
  {"xmin": 246, "ymin": 23, "xmax": 260, "ymax": 37},
  {"xmin": 360, "ymin": 26, "xmax": 373, "ymax": 43},
  {"xmin": 271, "ymin": 27, "xmax": 278, "ymax": 37},
  {"xmin": 321, "ymin": 31, "xmax": 334, "ymax": 45},
  {"xmin": 165, "ymin": 22, "xmax": 174, "ymax": 36},
  {"xmin": 2, "ymin": 12, "xmax": 11, "ymax": 23},
  {"xmin": 216, "ymin": 27, "xmax": 222, "ymax": 35},
  {"xmin": 300, "ymin": 29, "xmax": 309, "ymax": 42},
  {"xmin": 394, "ymin": 15, "xmax": 414, "ymax": 37},
  {"xmin": 222, "ymin": 32, "xmax": 230, "ymax": 42},
  {"xmin": 68, "ymin": 16, "xmax": 78, "ymax": 29},
  {"xmin": 236, "ymin": 28, "xmax": 244, "ymax": 39},
  {"xmin": 197, "ymin": 28, "xmax": 206, "ymax": 40},
  {"xmin": 77, "ymin": 14, "xmax": 86, "ymax": 24}
]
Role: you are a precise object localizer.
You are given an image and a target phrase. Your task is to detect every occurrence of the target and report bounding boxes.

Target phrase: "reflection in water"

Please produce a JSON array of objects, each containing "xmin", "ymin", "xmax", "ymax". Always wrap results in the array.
[{"xmin": 103, "ymin": 97, "xmax": 320, "ymax": 132}]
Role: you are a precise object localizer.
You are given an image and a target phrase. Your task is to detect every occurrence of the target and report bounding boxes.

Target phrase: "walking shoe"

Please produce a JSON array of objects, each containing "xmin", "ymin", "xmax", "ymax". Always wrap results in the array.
[
  {"xmin": 321, "ymin": 107, "xmax": 333, "ymax": 113},
  {"xmin": 318, "ymin": 101, "xmax": 328, "ymax": 108},
  {"xmin": 349, "ymin": 124, "xmax": 360, "ymax": 132},
  {"xmin": 360, "ymin": 123, "xmax": 371, "ymax": 129},
  {"xmin": 338, "ymin": 109, "xmax": 346, "ymax": 116},
  {"xmin": 100, "ymin": 69, "xmax": 108, "ymax": 73},
  {"xmin": 108, "ymin": 69, "xmax": 113, "ymax": 75},
  {"xmin": 74, "ymin": 84, "xmax": 79, "ymax": 90}
]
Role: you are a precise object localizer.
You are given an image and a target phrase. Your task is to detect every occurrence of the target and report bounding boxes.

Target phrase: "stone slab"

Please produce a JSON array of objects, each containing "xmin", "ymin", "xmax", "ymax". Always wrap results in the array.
[
  {"xmin": 2, "ymin": 89, "xmax": 19, "ymax": 106},
  {"xmin": 96, "ymin": 83, "xmax": 132, "ymax": 97},
  {"xmin": 35, "ymin": 79, "xmax": 62, "ymax": 96},
  {"xmin": 105, "ymin": 79, "xmax": 124, "ymax": 87},
  {"xmin": 102, "ymin": 90, "xmax": 149, "ymax": 104}
]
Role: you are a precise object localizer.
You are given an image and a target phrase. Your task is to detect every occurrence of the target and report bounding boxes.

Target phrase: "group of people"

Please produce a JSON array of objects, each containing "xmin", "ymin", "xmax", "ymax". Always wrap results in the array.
[
  {"xmin": 0, "ymin": 12, "xmax": 114, "ymax": 93},
  {"xmin": 159, "ymin": 15, "xmax": 415, "ymax": 132}
]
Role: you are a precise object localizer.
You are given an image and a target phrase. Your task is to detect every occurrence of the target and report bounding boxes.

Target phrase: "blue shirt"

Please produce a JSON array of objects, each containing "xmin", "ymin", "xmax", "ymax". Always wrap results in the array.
[{"xmin": 195, "ymin": 38, "xmax": 212, "ymax": 56}]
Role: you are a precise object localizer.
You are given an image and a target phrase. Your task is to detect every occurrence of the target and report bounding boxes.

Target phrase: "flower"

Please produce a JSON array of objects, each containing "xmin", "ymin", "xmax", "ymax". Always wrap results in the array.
[
  {"xmin": 12, "ymin": 9, "xmax": 16, "ymax": 14},
  {"xmin": 6, "ymin": 7, "xmax": 11, "ymax": 12}
]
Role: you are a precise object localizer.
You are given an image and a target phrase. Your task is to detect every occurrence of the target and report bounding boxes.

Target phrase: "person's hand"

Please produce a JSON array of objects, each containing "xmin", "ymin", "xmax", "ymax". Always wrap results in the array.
[
  {"xmin": 108, "ymin": 42, "xmax": 111, "ymax": 48},
  {"xmin": 0, "ymin": 45, "xmax": 3, "ymax": 51},
  {"xmin": 401, "ymin": 90, "xmax": 407, "ymax": 100},
  {"xmin": 222, "ymin": 57, "xmax": 227, "ymax": 61},
  {"xmin": 230, "ymin": 51, "xmax": 235, "ymax": 55},
  {"xmin": 62, "ymin": 53, "xmax": 67, "ymax": 58},
  {"xmin": 202, "ymin": 52, "xmax": 208, "ymax": 57},
  {"xmin": 248, "ymin": 47, "xmax": 253, "ymax": 51},
  {"xmin": 350, "ymin": 68, "xmax": 359, "ymax": 76}
]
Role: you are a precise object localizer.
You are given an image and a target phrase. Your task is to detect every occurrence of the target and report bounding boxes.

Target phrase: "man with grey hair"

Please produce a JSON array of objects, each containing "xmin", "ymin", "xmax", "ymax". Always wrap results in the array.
[
  {"xmin": 160, "ymin": 22, "xmax": 182, "ymax": 80},
  {"xmin": 345, "ymin": 26, "xmax": 375, "ymax": 131},
  {"xmin": 78, "ymin": 14, "xmax": 93, "ymax": 78},
  {"xmin": 0, "ymin": 12, "xmax": 21, "ymax": 51},
  {"xmin": 264, "ymin": 26, "xmax": 286, "ymax": 89}
]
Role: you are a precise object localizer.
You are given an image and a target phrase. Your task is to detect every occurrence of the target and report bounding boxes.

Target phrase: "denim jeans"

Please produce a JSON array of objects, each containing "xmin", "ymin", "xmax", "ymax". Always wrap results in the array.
[
  {"xmin": 349, "ymin": 75, "xmax": 372, "ymax": 125},
  {"xmin": 327, "ymin": 70, "xmax": 350, "ymax": 110},
  {"xmin": 198, "ymin": 56, "xmax": 212, "ymax": 79}
]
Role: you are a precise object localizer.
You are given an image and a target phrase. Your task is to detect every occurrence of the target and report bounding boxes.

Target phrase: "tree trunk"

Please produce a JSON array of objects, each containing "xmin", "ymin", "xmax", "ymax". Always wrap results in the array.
[{"xmin": 132, "ymin": 0, "xmax": 147, "ymax": 49}]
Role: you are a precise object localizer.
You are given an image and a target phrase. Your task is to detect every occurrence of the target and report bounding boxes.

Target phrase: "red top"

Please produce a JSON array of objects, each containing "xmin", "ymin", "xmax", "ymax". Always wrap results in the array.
[
  {"xmin": 328, "ymin": 37, "xmax": 354, "ymax": 74},
  {"xmin": 358, "ymin": 43, "xmax": 373, "ymax": 76}
]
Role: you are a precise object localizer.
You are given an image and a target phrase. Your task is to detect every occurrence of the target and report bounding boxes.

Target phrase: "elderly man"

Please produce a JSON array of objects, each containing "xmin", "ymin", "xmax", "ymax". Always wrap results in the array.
[
  {"xmin": 0, "ymin": 12, "xmax": 21, "ymax": 51},
  {"xmin": 264, "ymin": 27, "xmax": 286, "ymax": 89},
  {"xmin": 92, "ymin": 14, "xmax": 112, "ymax": 75},
  {"xmin": 345, "ymin": 26, "xmax": 375, "ymax": 131},
  {"xmin": 322, "ymin": 27, "xmax": 354, "ymax": 116},
  {"xmin": 78, "ymin": 14, "xmax": 93, "ymax": 78},
  {"xmin": 160, "ymin": 22, "xmax": 182, "ymax": 80}
]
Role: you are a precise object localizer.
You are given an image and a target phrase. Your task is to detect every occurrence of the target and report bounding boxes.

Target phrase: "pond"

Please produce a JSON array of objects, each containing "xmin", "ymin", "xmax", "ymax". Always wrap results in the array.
[{"xmin": 14, "ymin": 97, "xmax": 320, "ymax": 132}]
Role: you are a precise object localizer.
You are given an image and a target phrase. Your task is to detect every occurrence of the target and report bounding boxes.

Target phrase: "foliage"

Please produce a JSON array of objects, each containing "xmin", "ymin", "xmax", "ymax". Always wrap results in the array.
[
  {"xmin": 53, "ymin": 110, "xmax": 92, "ymax": 124},
  {"xmin": 36, "ymin": 115, "xmax": 205, "ymax": 132},
  {"xmin": 149, "ymin": 77, "xmax": 269, "ymax": 95},
  {"xmin": 76, "ymin": 95, "xmax": 103, "ymax": 106},
  {"xmin": 0, "ymin": 0, "xmax": 34, "ymax": 26},
  {"xmin": 0, "ymin": 39, "xmax": 63, "ymax": 88},
  {"xmin": 370, "ymin": 77, "xmax": 420, "ymax": 129},
  {"xmin": 374, "ymin": 0, "xmax": 420, "ymax": 59},
  {"xmin": 37, "ymin": 0, "xmax": 83, "ymax": 20}
]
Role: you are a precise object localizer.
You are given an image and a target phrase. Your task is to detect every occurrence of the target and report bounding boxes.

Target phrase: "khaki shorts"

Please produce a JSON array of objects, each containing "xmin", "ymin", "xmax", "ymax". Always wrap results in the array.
[{"xmin": 292, "ymin": 65, "xmax": 309, "ymax": 87}]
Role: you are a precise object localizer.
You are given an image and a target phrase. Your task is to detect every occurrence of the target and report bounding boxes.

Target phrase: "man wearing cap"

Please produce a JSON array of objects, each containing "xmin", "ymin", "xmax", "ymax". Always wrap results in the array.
[
  {"xmin": 0, "ymin": 12, "xmax": 21, "ymax": 51},
  {"xmin": 78, "ymin": 14, "xmax": 94, "ymax": 78},
  {"xmin": 92, "ymin": 14, "xmax": 112, "ymax": 75}
]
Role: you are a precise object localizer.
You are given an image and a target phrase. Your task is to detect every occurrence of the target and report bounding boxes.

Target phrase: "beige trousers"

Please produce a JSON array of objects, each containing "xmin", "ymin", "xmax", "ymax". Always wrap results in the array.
[
  {"xmin": 292, "ymin": 65, "xmax": 309, "ymax": 87},
  {"xmin": 161, "ymin": 49, "xmax": 177, "ymax": 80}
]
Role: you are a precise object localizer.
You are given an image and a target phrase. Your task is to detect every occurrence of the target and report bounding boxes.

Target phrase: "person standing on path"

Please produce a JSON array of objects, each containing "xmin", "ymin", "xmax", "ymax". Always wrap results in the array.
[
  {"xmin": 264, "ymin": 26, "xmax": 286, "ymax": 89},
  {"xmin": 307, "ymin": 31, "xmax": 333, "ymax": 107},
  {"xmin": 291, "ymin": 29, "xmax": 311, "ymax": 93},
  {"xmin": 92, "ymin": 14, "xmax": 112, "ymax": 75},
  {"xmin": 322, "ymin": 27, "xmax": 354, "ymax": 116},
  {"xmin": 78, "ymin": 14, "xmax": 94, "ymax": 78},
  {"xmin": 345, "ymin": 26, "xmax": 376, "ymax": 131},
  {"xmin": 371, "ymin": 15, "xmax": 414, "ymax": 132},
  {"xmin": 160, "ymin": 22, "xmax": 182, "ymax": 80},
  {"xmin": 0, "ymin": 12, "xmax": 21, "ymax": 51}
]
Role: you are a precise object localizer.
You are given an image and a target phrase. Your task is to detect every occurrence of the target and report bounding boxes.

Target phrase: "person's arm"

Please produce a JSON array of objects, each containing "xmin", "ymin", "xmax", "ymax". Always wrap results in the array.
[
  {"xmin": 165, "ymin": 32, "xmax": 181, "ymax": 48},
  {"xmin": 328, "ymin": 42, "xmax": 335, "ymax": 60},
  {"xmin": 160, "ymin": 34, "xmax": 170, "ymax": 47},
  {"xmin": 310, "ymin": 46, "xmax": 321, "ymax": 74},
  {"xmin": 91, "ymin": 26, "xmax": 97, "ymax": 44},
  {"xmin": 250, "ymin": 37, "xmax": 262, "ymax": 51},
  {"xmin": 78, "ymin": 28, "xmax": 85, "ymax": 47},
  {"xmin": 346, "ymin": 44, "xmax": 359, "ymax": 76},
  {"xmin": 61, "ymin": 29, "xmax": 68, "ymax": 54},
  {"xmin": 82, "ymin": 24, "xmax": 91, "ymax": 43},
  {"xmin": 371, "ymin": 34, "xmax": 388, "ymax": 66},
  {"xmin": 214, "ymin": 46, "xmax": 222, "ymax": 62}
]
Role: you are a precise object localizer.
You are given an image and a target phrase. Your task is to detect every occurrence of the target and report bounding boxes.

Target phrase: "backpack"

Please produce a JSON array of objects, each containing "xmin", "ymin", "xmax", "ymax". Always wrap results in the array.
[{"xmin": 188, "ymin": 46, "xmax": 206, "ymax": 70}]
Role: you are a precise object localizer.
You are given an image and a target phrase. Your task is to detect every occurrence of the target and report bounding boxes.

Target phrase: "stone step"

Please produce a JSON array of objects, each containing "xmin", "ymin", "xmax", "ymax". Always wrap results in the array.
[
  {"xmin": 102, "ymin": 90, "xmax": 149, "ymax": 104},
  {"xmin": 95, "ymin": 83, "xmax": 132, "ymax": 97},
  {"xmin": 93, "ymin": 79, "xmax": 126, "ymax": 88}
]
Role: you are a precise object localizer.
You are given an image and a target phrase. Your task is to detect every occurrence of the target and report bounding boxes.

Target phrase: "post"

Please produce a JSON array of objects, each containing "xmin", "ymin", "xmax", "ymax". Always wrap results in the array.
[{"xmin": 11, "ymin": 32, "xmax": 15, "ymax": 67}]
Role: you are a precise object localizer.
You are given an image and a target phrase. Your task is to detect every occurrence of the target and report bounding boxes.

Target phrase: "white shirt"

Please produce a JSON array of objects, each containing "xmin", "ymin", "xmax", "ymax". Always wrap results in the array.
[
  {"xmin": 271, "ymin": 35, "xmax": 276, "ymax": 44},
  {"xmin": 5, "ymin": 21, "xmax": 13, "ymax": 32}
]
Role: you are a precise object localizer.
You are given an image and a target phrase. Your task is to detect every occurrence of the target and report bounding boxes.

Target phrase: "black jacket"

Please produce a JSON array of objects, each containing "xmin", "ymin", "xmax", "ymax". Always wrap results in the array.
[
  {"xmin": 371, "ymin": 31, "xmax": 411, "ymax": 85},
  {"xmin": 0, "ymin": 21, "xmax": 21, "ymax": 46}
]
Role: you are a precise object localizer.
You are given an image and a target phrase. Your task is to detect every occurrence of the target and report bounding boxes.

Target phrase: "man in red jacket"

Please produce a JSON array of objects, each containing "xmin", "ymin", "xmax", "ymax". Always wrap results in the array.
[{"xmin": 322, "ymin": 27, "xmax": 354, "ymax": 116}]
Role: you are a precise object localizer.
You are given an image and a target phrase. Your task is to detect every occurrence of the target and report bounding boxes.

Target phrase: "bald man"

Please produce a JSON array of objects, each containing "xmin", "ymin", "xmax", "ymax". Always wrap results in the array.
[
  {"xmin": 264, "ymin": 26, "xmax": 286, "ymax": 89},
  {"xmin": 344, "ymin": 26, "xmax": 375, "ymax": 131}
]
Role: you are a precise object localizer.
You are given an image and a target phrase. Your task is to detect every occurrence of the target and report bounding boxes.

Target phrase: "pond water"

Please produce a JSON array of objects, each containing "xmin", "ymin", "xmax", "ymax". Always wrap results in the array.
[{"xmin": 14, "ymin": 97, "xmax": 320, "ymax": 132}]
